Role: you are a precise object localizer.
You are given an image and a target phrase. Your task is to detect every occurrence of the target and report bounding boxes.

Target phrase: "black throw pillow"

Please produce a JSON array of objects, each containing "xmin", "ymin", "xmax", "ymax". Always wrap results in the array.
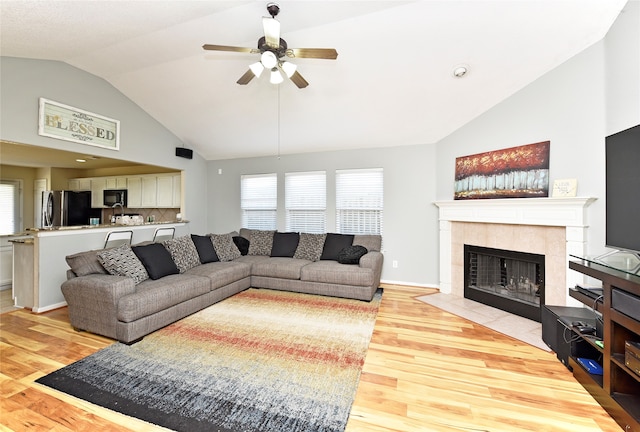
[
  {"xmin": 320, "ymin": 233, "xmax": 355, "ymax": 261},
  {"xmin": 337, "ymin": 245, "xmax": 368, "ymax": 264},
  {"xmin": 132, "ymin": 243, "xmax": 179, "ymax": 280},
  {"xmin": 233, "ymin": 236, "xmax": 250, "ymax": 256},
  {"xmin": 271, "ymin": 232, "xmax": 300, "ymax": 257},
  {"xmin": 191, "ymin": 234, "xmax": 219, "ymax": 263}
]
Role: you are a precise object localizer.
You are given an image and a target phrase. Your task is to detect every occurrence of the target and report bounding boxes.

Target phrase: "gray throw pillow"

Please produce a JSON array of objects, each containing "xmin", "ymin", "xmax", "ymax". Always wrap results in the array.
[
  {"xmin": 293, "ymin": 233, "xmax": 327, "ymax": 262},
  {"xmin": 97, "ymin": 244, "xmax": 149, "ymax": 285},
  {"xmin": 163, "ymin": 235, "xmax": 201, "ymax": 273},
  {"xmin": 209, "ymin": 233, "xmax": 242, "ymax": 262},
  {"xmin": 66, "ymin": 250, "xmax": 108, "ymax": 276},
  {"xmin": 247, "ymin": 230, "xmax": 275, "ymax": 256}
]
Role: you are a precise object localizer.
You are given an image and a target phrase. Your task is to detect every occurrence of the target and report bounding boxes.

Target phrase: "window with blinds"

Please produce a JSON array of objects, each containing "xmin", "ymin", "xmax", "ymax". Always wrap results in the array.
[
  {"xmin": 336, "ymin": 168, "xmax": 383, "ymax": 235},
  {"xmin": 241, "ymin": 174, "xmax": 277, "ymax": 230},
  {"xmin": 0, "ymin": 180, "xmax": 21, "ymax": 235},
  {"xmin": 285, "ymin": 171, "xmax": 326, "ymax": 233}
]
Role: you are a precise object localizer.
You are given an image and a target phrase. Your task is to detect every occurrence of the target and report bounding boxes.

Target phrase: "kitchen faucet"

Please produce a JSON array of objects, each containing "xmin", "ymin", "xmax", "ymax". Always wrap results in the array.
[{"xmin": 112, "ymin": 202, "xmax": 124, "ymax": 220}]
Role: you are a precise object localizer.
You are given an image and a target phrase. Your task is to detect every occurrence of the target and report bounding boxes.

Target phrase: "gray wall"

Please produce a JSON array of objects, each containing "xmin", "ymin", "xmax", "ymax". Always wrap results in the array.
[
  {"xmin": 435, "ymin": 0, "xmax": 639, "ymax": 258},
  {"xmin": 207, "ymin": 145, "xmax": 440, "ymax": 286},
  {"xmin": 0, "ymin": 57, "xmax": 209, "ymax": 234}
]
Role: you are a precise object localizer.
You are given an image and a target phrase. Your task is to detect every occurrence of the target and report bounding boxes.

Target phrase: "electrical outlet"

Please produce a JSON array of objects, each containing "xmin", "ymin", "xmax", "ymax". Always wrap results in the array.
[{"xmin": 392, "ymin": 260, "xmax": 398, "ymax": 268}]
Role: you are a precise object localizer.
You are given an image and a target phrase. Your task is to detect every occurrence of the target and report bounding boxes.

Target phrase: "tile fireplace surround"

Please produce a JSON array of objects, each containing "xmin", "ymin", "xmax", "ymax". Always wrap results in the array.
[{"xmin": 434, "ymin": 197, "xmax": 596, "ymax": 307}]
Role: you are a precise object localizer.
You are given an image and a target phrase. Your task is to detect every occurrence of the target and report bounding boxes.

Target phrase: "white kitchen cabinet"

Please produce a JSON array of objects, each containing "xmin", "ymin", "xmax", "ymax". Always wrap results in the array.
[
  {"xmin": 156, "ymin": 176, "xmax": 173, "ymax": 207},
  {"xmin": 127, "ymin": 177, "xmax": 142, "ymax": 207},
  {"xmin": 172, "ymin": 174, "xmax": 181, "ymax": 207},
  {"xmin": 105, "ymin": 177, "xmax": 127, "ymax": 189},
  {"xmin": 141, "ymin": 177, "xmax": 157, "ymax": 207},
  {"xmin": 68, "ymin": 178, "xmax": 92, "ymax": 191},
  {"xmin": 91, "ymin": 178, "xmax": 106, "ymax": 208}
]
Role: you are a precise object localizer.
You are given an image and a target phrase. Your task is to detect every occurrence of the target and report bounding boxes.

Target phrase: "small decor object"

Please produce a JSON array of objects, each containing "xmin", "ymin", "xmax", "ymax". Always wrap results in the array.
[
  {"xmin": 38, "ymin": 98, "xmax": 119, "ymax": 150},
  {"xmin": 551, "ymin": 178, "xmax": 578, "ymax": 197},
  {"xmin": 454, "ymin": 141, "xmax": 550, "ymax": 200}
]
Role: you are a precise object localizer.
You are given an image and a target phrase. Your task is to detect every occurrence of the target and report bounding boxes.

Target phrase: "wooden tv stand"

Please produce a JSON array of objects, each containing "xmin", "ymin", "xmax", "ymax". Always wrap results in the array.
[{"xmin": 568, "ymin": 257, "xmax": 640, "ymax": 431}]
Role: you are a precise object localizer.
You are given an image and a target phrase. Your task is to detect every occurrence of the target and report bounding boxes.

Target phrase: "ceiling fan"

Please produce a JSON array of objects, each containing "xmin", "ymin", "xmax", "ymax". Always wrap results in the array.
[{"xmin": 202, "ymin": 3, "xmax": 338, "ymax": 88}]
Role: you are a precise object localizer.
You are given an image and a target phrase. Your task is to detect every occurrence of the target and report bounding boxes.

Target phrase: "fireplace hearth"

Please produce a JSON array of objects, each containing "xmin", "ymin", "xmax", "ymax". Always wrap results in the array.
[{"xmin": 464, "ymin": 245, "xmax": 545, "ymax": 322}]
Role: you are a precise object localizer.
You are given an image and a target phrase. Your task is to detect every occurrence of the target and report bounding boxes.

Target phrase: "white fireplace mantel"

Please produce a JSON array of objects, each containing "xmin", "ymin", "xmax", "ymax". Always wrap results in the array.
[{"xmin": 434, "ymin": 197, "xmax": 597, "ymax": 304}]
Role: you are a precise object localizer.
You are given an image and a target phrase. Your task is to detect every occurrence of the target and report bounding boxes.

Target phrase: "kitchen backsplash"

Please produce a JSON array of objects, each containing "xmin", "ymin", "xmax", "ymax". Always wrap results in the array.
[{"xmin": 100, "ymin": 208, "xmax": 180, "ymax": 223}]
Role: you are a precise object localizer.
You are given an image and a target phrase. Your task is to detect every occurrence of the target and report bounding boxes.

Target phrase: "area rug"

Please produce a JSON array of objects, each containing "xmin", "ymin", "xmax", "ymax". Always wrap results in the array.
[{"xmin": 36, "ymin": 288, "xmax": 382, "ymax": 432}]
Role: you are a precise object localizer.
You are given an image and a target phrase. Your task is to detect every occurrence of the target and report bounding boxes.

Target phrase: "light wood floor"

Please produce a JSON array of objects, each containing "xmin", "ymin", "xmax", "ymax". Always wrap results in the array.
[{"xmin": 0, "ymin": 284, "xmax": 622, "ymax": 432}]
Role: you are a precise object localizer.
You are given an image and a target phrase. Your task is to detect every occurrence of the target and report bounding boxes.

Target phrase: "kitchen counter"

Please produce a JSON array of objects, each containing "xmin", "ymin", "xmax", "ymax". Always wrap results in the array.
[{"xmin": 22, "ymin": 219, "xmax": 187, "ymax": 233}]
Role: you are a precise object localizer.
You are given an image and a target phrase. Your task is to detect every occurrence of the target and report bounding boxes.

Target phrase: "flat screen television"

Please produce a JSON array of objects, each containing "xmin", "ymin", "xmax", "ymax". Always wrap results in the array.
[{"xmin": 605, "ymin": 124, "xmax": 640, "ymax": 256}]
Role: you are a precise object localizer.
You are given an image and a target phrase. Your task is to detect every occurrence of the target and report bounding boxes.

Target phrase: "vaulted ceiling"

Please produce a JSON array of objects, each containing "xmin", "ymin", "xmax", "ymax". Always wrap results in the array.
[{"xmin": 0, "ymin": 1, "xmax": 628, "ymax": 161}]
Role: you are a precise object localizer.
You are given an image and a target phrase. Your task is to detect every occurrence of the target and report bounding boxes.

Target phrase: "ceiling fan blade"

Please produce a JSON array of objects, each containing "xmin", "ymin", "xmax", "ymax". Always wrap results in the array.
[
  {"xmin": 262, "ymin": 17, "xmax": 280, "ymax": 49},
  {"xmin": 236, "ymin": 69, "xmax": 255, "ymax": 85},
  {"xmin": 289, "ymin": 70, "xmax": 309, "ymax": 89},
  {"xmin": 202, "ymin": 44, "xmax": 259, "ymax": 54},
  {"xmin": 288, "ymin": 48, "xmax": 338, "ymax": 60}
]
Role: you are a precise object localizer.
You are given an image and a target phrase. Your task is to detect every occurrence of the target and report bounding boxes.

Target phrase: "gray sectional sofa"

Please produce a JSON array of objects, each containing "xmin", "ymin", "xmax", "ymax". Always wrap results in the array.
[{"xmin": 61, "ymin": 230, "xmax": 383, "ymax": 344}]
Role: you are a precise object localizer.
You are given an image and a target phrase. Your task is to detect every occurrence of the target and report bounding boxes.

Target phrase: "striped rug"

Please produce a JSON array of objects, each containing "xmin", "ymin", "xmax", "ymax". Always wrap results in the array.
[{"xmin": 37, "ymin": 288, "xmax": 382, "ymax": 432}]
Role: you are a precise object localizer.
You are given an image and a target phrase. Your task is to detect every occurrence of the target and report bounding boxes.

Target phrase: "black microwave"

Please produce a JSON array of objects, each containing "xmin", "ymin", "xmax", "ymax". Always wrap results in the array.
[{"xmin": 103, "ymin": 189, "xmax": 127, "ymax": 207}]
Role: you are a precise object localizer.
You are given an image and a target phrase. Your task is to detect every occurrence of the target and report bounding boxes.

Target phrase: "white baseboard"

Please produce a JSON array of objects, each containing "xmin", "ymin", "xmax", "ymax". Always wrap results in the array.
[
  {"xmin": 380, "ymin": 279, "xmax": 439, "ymax": 289},
  {"xmin": 33, "ymin": 301, "xmax": 67, "ymax": 313}
]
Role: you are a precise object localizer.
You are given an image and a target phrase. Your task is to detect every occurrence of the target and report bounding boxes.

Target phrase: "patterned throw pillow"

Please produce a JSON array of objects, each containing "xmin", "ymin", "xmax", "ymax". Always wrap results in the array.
[
  {"xmin": 97, "ymin": 244, "xmax": 149, "ymax": 285},
  {"xmin": 293, "ymin": 233, "xmax": 327, "ymax": 262},
  {"xmin": 247, "ymin": 230, "xmax": 275, "ymax": 256},
  {"xmin": 163, "ymin": 236, "xmax": 201, "ymax": 273},
  {"xmin": 209, "ymin": 233, "xmax": 242, "ymax": 262}
]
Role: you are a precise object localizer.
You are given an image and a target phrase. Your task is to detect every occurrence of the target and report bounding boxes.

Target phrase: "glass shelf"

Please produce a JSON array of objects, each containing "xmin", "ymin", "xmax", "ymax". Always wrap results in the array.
[{"xmin": 570, "ymin": 252, "xmax": 640, "ymax": 277}]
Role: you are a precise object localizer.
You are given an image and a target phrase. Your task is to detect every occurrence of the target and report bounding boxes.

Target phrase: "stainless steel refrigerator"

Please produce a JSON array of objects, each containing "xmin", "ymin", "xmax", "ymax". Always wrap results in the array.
[{"xmin": 41, "ymin": 190, "xmax": 99, "ymax": 227}]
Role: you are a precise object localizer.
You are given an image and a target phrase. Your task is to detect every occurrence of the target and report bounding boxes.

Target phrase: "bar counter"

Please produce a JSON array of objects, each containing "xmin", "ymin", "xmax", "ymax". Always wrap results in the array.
[{"xmin": 9, "ymin": 221, "xmax": 189, "ymax": 313}]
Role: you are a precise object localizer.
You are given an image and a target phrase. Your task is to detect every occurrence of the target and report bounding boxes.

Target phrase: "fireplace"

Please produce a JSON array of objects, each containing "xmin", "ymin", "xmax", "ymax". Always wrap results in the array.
[
  {"xmin": 464, "ymin": 245, "xmax": 544, "ymax": 322},
  {"xmin": 434, "ymin": 197, "xmax": 597, "ymax": 308}
]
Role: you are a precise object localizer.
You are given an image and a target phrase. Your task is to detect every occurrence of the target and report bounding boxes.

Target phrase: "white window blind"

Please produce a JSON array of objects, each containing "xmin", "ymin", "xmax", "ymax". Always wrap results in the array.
[
  {"xmin": 285, "ymin": 171, "xmax": 326, "ymax": 233},
  {"xmin": 336, "ymin": 168, "xmax": 383, "ymax": 235},
  {"xmin": 241, "ymin": 173, "xmax": 277, "ymax": 230},
  {"xmin": 0, "ymin": 180, "xmax": 21, "ymax": 235}
]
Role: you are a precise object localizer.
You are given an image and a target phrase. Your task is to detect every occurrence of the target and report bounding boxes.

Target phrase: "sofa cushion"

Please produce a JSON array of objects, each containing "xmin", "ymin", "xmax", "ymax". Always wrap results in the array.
[
  {"xmin": 252, "ymin": 257, "xmax": 310, "ymax": 280},
  {"xmin": 66, "ymin": 250, "xmax": 107, "ymax": 276},
  {"xmin": 132, "ymin": 243, "xmax": 179, "ymax": 280},
  {"xmin": 191, "ymin": 234, "xmax": 219, "ymax": 263},
  {"xmin": 293, "ymin": 233, "xmax": 326, "ymax": 262},
  {"xmin": 209, "ymin": 233, "xmax": 242, "ymax": 262},
  {"xmin": 300, "ymin": 260, "xmax": 374, "ymax": 287},
  {"xmin": 233, "ymin": 236, "xmax": 250, "ymax": 255},
  {"xmin": 337, "ymin": 245, "xmax": 368, "ymax": 264},
  {"xmin": 320, "ymin": 233, "xmax": 354, "ymax": 261},
  {"xmin": 247, "ymin": 230, "xmax": 275, "ymax": 256},
  {"xmin": 98, "ymin": 244, "xmax": 149, "ymax": 285},
  {"xmin": 185, "ymin": 261, "xmax": 251, "ymax": 290},
  {"xmin": 353, "ymin": 235, "xmax": 382, "ymax": 252},
  {"xmin": 117, "ymin": 274, "xmax": 211, "ymax": 322},
  {"xmin": 270, "ymin": 232, "xmax": 300, "ymax": 257},
  {"xmin": 163, "ymin": 236, "xmax": 201, "ymax": 273}
]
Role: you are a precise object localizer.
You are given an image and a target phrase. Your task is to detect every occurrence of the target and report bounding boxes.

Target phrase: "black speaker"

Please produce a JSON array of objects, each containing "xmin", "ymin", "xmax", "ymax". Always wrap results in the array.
[{"xmin": 175, "ymin": 147, "xmax": 193, "ymax": 159}]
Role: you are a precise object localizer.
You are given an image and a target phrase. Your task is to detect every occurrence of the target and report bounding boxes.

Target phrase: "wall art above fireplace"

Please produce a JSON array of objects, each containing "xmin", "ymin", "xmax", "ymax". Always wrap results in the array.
[{"xmin": 454, "ymin": 141, "xmax": 550, "ymax": 200}]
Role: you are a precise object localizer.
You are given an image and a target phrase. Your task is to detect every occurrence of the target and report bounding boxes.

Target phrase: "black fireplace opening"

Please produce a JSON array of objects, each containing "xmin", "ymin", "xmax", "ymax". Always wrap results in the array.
[{"xmin": 464, "ymin": 245, "xmax": 545, "ymax": 322}]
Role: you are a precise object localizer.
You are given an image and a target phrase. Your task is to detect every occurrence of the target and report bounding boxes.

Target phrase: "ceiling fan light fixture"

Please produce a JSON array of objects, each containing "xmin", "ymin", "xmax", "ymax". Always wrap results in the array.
[
  {"xmin": 280, "ymin": 61, "xmax": 297, "ymax": 78},
  {"xmin": 261, "ymin": 51, "xmax": 278, "ymax": 69},
  {"xmin": 249, "ymin": 61, "xmax": 264, "ymax": 78},
  {"xmin": 270, "ymin": 68, "xmax": 284, "ymax": 84}
]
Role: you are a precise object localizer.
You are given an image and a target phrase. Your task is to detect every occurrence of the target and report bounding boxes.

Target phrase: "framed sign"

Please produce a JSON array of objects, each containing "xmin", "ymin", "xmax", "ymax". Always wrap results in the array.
[
  {"xmin": 38, "ymin": 98, "xmax": 120, "ymax": 150},
  {"xmin": 551, "ymin": 178, "xmax": 577, "ymax": 197}
]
